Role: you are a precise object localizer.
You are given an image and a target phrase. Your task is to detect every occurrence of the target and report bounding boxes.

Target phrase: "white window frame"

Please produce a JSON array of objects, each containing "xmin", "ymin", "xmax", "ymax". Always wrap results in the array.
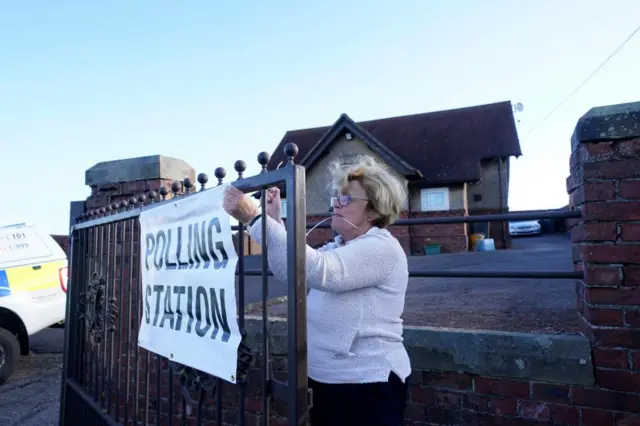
[
  {"xmin": 420, "ymin": 188, "xmax": 450, "ymax": 211},
  {"xmin": 280, "ymin": 198, "xmax": 287, "ymax": 218}
]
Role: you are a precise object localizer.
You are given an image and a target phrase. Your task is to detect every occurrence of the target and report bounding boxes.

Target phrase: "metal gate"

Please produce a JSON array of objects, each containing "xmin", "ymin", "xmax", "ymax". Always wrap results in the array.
[{"xmin": 59, "ymin": 145, "xmax": 310, "ymax": 426}]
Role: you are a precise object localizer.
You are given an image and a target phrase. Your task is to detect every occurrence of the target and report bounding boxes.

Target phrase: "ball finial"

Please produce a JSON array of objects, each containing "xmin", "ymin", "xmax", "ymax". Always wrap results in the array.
[
  {"xmin": 183, "ymin": 178, "xmax": 193, "ymax": 193},
  {"xmin": 284, "ymin": 143, "xmax": 298, "ymax": 163},
  {"xmin": 197, "ymin": 173, "xmax": 208, "ymax": 191},
  {"xmin": 214, "ymin": 167, "xmax": 226, "ymax": 186},
  {"xmin": 171, "ymin": 181, "xmax": 182, "ymax": 195},
  {"xmin": 234, "ymin": 160, "xmax": 246, "ymax": 179},
  {"xmin": 138, "ymin": 193, "xmax": 147, "ymax": 204},
  {"xmin": 159, "ymin": 186, "xmax": 168, "ymax": 200},
  {"xmin": 147, "ymin": 190, "xmax": 157, "ymax": 202},
  {"xmin": 257, "ymin": 152, "xmax": 270, "ymax": 171}
]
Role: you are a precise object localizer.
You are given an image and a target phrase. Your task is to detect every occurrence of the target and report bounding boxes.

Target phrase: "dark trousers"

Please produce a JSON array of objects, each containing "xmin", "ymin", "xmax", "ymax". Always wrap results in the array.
[{"xmin": 308, "ymin": 372, "xmax": 409, "ymax": 426}]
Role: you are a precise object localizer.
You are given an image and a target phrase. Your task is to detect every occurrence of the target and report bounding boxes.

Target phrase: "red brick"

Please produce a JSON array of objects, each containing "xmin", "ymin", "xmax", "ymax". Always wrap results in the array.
[
  {"xmin": 531, "ymin": 383, "xmax": 570, "ymax": 403},
  {"xmin": 580, "ymin": 407, "xmax": 615, "ymax": 426},
  {"xmin": 617, "ymin": 413, "xmax": 640, "ymax": 426},
  {"xmin": 572, "ymin": 222, "xmax": 617, "ymax": 242},
  {"xmin": 461, "ymin": 394, "xmax": 490, "ymax": 412},
  {"xmin": 622, "ymin": 224, "xmax": 640, "ymax": 241},
  {"xmin": 435, "ymin": 391, "xmax": 461, "ymax": 408},
  {"xmin": 625, "ymin": 266, "xmax": 640, "ymax": 286},
  {"xmin": 620, "ymin": 181, "xmax": 640, "ymax": 200},
  {"xmin": 473, "ymin": 377, "xmax": 530, "ymax": 398},
  {"xmin": 121, "ymin": 180, "xmax": 148, "ymax": 195},
  {"xmin": 595, "ymin": 369, "xmax": 640, "ymax": 392},
  {"xmin": 626, "ymin": 309, "xmax": 640, "ymax": 328},
  {"xmin": 583, "ymin": 266, "xmax": 623, "ymax": 286},
  {"xmin": 593, "ymin": 328, "xmax": 640, "ymax": 349},
  {"xmin": 583, "ymin": 142, "xmax": 615, "ymax": 162},
  {"xmin": 421, "ymin": 371, "xmax": 472, "ymax": 390},
  {"xmin": 584, "ymin": 182, "xmax": 617, "ymax": 201},
  {"xmin": 592, "ymin": 347, "xmax": 630, "ymax": 369},
  {"xmin": 583, "ymin": 202, "xmax": 640, "ymax": 221},
  {"xmin": 585, "ymin": 287, "xmax": 640, "ymax": 306},
  {"xmin": 582, "ymin": 306, "xmax": 624, "ymax": 326},
  {"xmin": 517, "ymin": 400, "xmax": 550, "ymax": 421},
  {"xmin": 410, "ymin": 386, "xmax": 435, "ymax": 405},
  {"xmin": 580, "ymin": 244, "xmax": 640, "ymax": 263},
  {"xmin": 488, "ymin": 397, "xmax": 517, "ymax": 416},
  {"xmin": 583, "ymin": 158, "xmax": 640, "ymax": 180},
  {"xmin": 633, "ymin": 351, "xmax": 640, "ymax": 371},
  {"xmin": 550, "ymin": 403, "xmax": 580, "ymax": 425}
]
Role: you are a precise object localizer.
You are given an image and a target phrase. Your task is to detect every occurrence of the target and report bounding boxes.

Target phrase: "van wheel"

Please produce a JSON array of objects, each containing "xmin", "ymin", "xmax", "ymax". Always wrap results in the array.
[{"xmin": 0, "ymin": 328, "xmax": 20, "ymax": 385}]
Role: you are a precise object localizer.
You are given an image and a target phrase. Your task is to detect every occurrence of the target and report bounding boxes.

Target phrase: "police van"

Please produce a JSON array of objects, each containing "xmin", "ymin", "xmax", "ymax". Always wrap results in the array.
[{"xmin": 0, "ymin": 223, "xmax": 68, "ymax": 385}]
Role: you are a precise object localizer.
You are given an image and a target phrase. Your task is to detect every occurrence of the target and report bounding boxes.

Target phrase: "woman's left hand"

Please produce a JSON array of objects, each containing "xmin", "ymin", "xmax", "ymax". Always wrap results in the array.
[{"xmin": 223, "ymin": 186, "xmax": 259, "ymax": 224}]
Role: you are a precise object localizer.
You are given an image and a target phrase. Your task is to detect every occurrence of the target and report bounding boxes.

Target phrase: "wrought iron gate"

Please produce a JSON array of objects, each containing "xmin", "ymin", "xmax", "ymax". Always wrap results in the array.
[{"xmin": 59, "ymin": 144, "xmax": 310, "ymax": 426}]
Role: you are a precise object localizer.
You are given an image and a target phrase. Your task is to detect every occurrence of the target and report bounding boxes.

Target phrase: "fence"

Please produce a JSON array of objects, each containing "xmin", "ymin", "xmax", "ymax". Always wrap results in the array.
[
  {"xmin": 59, "ymin": 144, "xmax": 310, "ymax": 426},
  {"xmin": 59, "ymin": 101, "xmax": 640, "ymax": 426}
]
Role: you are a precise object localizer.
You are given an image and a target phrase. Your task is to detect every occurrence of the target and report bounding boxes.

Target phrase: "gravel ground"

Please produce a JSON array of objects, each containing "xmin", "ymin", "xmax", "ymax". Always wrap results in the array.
[{"xmin": 0, "ymin": 328, "xmax": 64, "ymax": 426}]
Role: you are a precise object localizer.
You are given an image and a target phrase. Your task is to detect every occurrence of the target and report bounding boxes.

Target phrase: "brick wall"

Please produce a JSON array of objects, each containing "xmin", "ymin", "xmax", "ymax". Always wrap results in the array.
[{"xmin": 287, "ymin": 211, "xmax": 470, "ymax": 254}]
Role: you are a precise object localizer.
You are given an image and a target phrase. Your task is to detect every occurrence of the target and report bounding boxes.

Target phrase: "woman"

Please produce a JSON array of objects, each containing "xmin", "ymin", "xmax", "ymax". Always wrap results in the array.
[{"xmin": 223, "ymin": 155, "xmax": 410, "ymax": 426}]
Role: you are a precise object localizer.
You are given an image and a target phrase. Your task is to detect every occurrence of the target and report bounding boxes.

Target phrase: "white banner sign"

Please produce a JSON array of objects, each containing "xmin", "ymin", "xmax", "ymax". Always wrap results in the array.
[{"xmin": 138, "ymin": 183, "xmax": 241, "ymax": 384}]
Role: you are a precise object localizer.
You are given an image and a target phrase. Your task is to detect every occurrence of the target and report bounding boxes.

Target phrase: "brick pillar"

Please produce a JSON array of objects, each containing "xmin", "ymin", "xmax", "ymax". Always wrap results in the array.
[
  {"xmin": 568, "ymin": 101, "xmax": 640, "ymax": 392},
  {"xmin": 84, "ymin": 155, "xmax": 195, "ymax": 210}
]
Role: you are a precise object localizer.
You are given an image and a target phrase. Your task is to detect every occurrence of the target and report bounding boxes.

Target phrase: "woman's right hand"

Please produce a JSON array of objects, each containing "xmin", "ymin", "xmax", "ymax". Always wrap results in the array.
[{"xmin": 265, "ymin": 187, "xmax": 283, "ymax": 223}]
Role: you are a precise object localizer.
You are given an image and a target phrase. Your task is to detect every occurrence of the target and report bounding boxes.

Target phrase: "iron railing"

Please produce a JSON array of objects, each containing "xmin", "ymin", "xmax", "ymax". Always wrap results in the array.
[
  {"xmin": 237, "ymin": 209, "xmax": 582, "ymax": 280},
  {"xmin": 59, "ymin": 143, "xmax": 309, "ymax": 426}
]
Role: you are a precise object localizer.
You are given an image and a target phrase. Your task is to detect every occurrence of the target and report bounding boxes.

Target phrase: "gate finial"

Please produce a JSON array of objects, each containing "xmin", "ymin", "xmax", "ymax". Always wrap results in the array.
[
  {"xmin": 215, "ymin": 167, "xmax": 226, "ymax": 186},
  {"xmin": 184, "ymin": 177, "xmax": 193, "ymax": 194},
  {"xmin": 258, "ymin": 151, "xmax": 270, "ymax": 173},
  {"xmin": 159, "ymin": 186, "xmax": 168, "ymax": 201},
  {"xmin": 197, "ymin": 173, "xmax": 208, "ymax": 191},
  {"xmin": 137, "ymin": 193, "xmax": 147, "ymax": 205},
  {"xmin": 284, "ymin": 142, "xmax": 298, "ymax": 164},
  {"xmin": 234, "ymin": 160, "xmax": 246, "ymax": 180},
  {"xmin": 171, "ymin": 181, "xmax": 182, "ymax": 197},
  {"xmin": 147, "ymin": 190, "xmax": 157, "ymax": 203}
]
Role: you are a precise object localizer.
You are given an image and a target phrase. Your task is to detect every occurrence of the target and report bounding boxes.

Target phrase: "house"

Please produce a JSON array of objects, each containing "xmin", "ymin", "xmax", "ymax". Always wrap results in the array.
[{"xmin": 264, "ymin": 101, "xmax": 522, "ymax": 254}]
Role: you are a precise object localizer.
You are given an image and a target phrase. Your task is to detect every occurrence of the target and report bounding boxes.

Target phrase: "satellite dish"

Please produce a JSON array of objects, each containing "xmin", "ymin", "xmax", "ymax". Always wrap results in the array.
[{"xmin": 513, "ymin": 102, "xmax": 524, "ymax": 112}]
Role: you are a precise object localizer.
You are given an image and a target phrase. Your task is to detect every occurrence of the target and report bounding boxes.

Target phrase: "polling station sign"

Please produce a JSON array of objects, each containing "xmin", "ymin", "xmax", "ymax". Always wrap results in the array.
[{"xmin": 138, "ymin": 183, "xmax": 242, "ymax": 384}]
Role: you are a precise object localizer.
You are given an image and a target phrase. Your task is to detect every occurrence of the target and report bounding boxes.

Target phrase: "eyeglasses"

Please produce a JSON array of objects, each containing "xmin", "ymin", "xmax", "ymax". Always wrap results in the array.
[{"xmin": 331, "ymin": 195, "xmax": 369, "ymax": 207}]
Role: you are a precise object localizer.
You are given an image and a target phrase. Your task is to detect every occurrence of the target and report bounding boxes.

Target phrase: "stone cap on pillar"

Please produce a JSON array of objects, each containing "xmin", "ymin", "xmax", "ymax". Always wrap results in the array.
[
  {"xmin": 572, "ymin": 101, "xmax": 640, "ymax": 149},
  {"xmin": 85, "ymin": 155, "xmax": 196, "ymax": 187}
]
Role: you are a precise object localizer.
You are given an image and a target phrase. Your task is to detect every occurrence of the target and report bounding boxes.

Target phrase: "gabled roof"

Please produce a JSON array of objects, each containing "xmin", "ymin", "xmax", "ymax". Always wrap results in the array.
[
  {"xmin": 267, "ymin": 100, "xmax": 522, "ymax": 186},
  {"xmin": 298, "ymin": 113, "xmax": 422, "ymax": 179}
]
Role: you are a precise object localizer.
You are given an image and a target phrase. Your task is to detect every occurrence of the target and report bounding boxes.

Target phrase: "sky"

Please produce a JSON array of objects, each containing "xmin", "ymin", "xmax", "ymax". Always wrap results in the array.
[{"xmin": 1, "ymin": 0, "xmax": 639, "ymax": 235}]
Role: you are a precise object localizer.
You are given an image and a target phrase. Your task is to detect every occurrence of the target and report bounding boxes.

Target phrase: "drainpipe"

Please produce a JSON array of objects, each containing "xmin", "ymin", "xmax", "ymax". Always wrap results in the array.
[{"xmin": 497, "ymin": 157, "xmax": 505, "ymax": 248}]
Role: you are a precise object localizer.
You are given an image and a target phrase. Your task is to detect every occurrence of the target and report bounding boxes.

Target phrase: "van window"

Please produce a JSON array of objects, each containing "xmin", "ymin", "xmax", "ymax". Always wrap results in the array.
[{"xmin": 0, "ymin": 226, "xmax": 53, "ymax": 267}]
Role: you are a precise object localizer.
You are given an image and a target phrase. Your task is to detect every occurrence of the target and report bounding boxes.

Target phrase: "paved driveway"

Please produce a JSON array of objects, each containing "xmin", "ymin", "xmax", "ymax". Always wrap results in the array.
[{"xmin": 246, "ymin": 233, "xmax": 581, "ymax": 334}]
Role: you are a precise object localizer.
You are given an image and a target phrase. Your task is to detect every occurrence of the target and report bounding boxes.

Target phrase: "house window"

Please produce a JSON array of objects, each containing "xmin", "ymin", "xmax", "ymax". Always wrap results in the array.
[
  {"xmin": 280, "ymin": 199, "xmax": 287, "ymax": 218},
  {"xmin": 420, "ymin": 188, "xmax": 450, "ymax": 211},
  {"xmin": 340, "ymin": 153, "xmax": 359, "ymax": 165}
]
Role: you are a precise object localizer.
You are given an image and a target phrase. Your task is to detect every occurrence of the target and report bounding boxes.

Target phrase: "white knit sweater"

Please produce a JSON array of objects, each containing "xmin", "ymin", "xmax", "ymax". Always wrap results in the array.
[{"xmin": 247, "ymin": 215, "xmax": 411, "ymax": 384}]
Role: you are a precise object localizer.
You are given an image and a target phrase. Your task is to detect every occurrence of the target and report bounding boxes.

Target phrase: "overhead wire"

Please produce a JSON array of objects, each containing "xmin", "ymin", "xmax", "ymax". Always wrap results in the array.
[{"xmin": 522, "ymin": 24, "xmax": 640, "ymax": 138}]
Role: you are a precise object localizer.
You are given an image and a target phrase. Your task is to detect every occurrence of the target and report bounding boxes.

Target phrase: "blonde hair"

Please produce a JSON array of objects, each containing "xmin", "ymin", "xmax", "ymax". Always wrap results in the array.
[{"xmin": 328, "ymin": 155, "xmax": 407, "ymax": 228}]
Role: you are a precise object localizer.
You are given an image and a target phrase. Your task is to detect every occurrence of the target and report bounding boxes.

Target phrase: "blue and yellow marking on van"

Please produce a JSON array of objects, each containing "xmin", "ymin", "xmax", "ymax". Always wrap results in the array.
[
  {"xmin": 0, "ymin": 260, "xmax": 67, "ymax": 298},
  {"xmin": 0, "ymin": 269, "xmax": 10, "ymax": 297}
]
